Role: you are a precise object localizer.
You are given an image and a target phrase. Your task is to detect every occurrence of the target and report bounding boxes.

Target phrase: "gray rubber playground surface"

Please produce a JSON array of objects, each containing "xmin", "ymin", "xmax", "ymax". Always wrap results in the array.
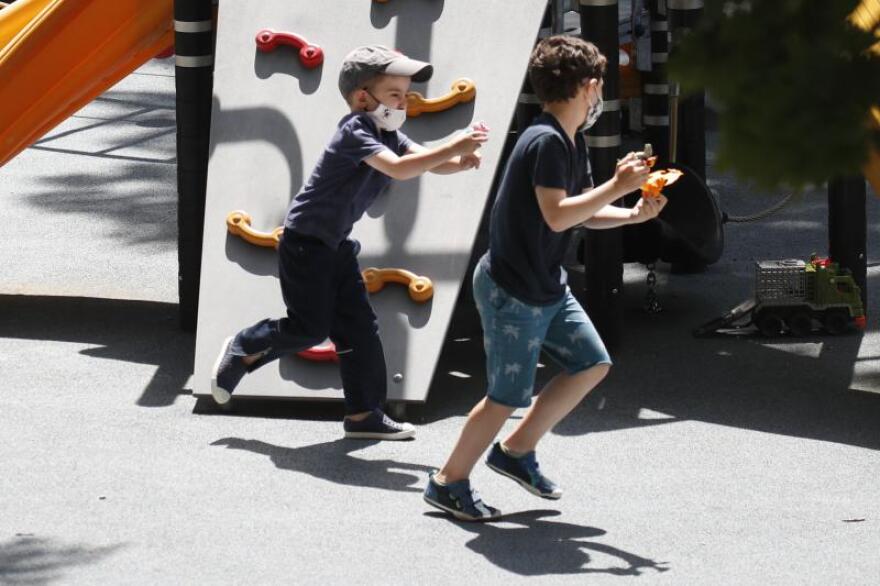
[{"xmin": 2, "ymin": 48, "xmax": 879, "ymax": 586}]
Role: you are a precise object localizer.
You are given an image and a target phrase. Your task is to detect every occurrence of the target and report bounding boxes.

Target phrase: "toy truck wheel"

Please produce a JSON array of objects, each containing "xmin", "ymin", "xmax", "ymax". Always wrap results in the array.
[
  {"xmin": 787, "ymin": 311, "xmax": 813, "ymax": 337},
  {"xmin": 822, "ymin": 310, "xmax": 850, "ymax": 335},
  {"xmin": 755, "ymin": 310, "xmax": 785, "ymax": 337}
]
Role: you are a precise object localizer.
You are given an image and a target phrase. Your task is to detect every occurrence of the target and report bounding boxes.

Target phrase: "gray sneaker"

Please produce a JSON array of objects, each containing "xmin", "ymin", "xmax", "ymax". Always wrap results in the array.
[{"xmin": 210, "ymin": 336, "xmax": 248, "ymax": 405}]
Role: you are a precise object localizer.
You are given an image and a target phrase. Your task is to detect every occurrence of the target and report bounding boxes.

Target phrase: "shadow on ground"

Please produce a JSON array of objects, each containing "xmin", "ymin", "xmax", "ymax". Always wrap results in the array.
[
  {"xmin": 21, "ymin": 89, "xmax": 177, "ymax": 249},
  {"xmin": 425, "ymin": 510, "xmax": 669, "ymax": 577},
  {"xmin": 211, "ymin": 437, "xmax": 432, "ymax": 493},
  {"xmin": 0, "ymin": 536, "xmax": 123, "ymax": 585},
  {"xmin": 0, "ymin": 295, "xmax": 192, "ymax": 408}
]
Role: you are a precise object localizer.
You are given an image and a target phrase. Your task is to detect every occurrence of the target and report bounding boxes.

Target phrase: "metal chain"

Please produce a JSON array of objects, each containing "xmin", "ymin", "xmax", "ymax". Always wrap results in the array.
[
  {"xmin": 724, "ymin": 192, "xmax": 796, "ymax": 223},
  {"xmin": 644, "ymin": 263, "xmax": 663, "ymax": 313}
]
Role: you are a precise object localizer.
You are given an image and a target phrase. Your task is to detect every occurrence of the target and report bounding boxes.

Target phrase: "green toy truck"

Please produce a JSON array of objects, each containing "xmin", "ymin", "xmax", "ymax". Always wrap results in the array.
[{"xmin": 695, "ymin": 256, "xmax": 867, "ymax": 336}]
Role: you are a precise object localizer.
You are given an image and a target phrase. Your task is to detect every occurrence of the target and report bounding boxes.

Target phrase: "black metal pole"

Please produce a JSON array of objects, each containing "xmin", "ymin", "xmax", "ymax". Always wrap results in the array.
[
  {"xmin": 667, "ymin": 0, "xmax": 705, "ymax": 179},
  {"xmin": 580, "ymin": 0, "xmax": 623, "ymax": 349},
  {"xmin": 828, "ymin": 177, "xmax": 868, "ymax": 308},
  {"xmin": 643, "ymin": 0, "xmax": 670, "ymax": 162},
  {"xmin": 174, "ymin": 0, "xmax": 214, "ymax": 331}
]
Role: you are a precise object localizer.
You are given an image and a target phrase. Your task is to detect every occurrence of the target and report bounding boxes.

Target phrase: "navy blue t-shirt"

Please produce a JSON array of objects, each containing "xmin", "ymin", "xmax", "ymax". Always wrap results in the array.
[
  {"xmin": 285, "ymin": 112, "xmax": 412, "ymax": 247},
  {"xmin": 484, "ymin": 112, "xmax": 593, "ymax": 305}
]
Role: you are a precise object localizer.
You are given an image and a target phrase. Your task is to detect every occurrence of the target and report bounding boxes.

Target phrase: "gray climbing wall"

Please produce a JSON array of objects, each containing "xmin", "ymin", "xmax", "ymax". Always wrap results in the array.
[{"xmin": 192, "ymin": 0, "xmax": 547, "ymax": 402}]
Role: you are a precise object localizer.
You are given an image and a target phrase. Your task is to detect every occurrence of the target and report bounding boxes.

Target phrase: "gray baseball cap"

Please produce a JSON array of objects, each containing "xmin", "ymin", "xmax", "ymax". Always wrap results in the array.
[{"xmin": 338, "ymin": 45, "xmax": 433, "ymax": 98}]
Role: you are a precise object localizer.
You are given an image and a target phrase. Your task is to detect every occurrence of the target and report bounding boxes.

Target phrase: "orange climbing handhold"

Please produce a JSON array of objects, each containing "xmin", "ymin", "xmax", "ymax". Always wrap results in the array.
[
  {"xmin": 406, "ymin": 78, "xmax": 476, "ymax": 117},
  {"xmin": 641, "ymin": 169, "xmax": 683, "ymax": 198},
  {"xmin": 226, "ymin": 211, "xmax": 284, "ymax": 249},
  {"xmin": 362, "ymin": 267, "xmax": 434, "ymax": 302}
]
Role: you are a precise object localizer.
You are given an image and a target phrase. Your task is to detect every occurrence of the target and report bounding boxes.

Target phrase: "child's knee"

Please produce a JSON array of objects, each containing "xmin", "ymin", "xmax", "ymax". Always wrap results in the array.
[
  {"xmin": 594, "ymin": 362, "xmax": 611, "ymax": 380},
  {"xmin": 575, "ymin": 361, "xmax": 610, "ymax": 382}
]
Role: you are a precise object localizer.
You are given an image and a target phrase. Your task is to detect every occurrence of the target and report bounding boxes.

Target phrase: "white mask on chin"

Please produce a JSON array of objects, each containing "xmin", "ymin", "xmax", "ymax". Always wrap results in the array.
[{"xmin": 365, "ymin": 91, "xmax": 407, "ymax": 131}]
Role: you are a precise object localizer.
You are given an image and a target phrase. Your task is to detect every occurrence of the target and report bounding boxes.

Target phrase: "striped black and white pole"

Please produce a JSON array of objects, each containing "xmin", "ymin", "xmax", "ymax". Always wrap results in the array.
[
  {"xmin": 643, "ymin": 0, "xmax": 670, "ymax": 161},
  {"xmin": 579, "ymin": 0, "xmax": 623, "ymax": 348},
  {"xmin": 175, "ymin": 0, "xmax": 214, "ymax": 331},
  {"xmin": 515, "ymin": 4, "xmax": 554, "ymax": 133},
  {"xmin": 667, "ymin": 0, "xmax": 705, "ymax": 179}
]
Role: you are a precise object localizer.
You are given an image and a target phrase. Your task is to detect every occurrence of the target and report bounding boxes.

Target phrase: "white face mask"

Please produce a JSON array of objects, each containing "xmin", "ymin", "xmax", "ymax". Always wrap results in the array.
[
  {"xmin": 579, "ymin": 85, "xmax": 603, "ymax": 131},
  {"xmin": 365, "ymin": 91, "xmax": 407, "ymax": 131}
]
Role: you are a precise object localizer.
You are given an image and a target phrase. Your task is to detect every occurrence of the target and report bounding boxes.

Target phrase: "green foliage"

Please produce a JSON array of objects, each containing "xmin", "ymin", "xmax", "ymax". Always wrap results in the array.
[{"xmin": 668, "ymin": 0, "xmax": 880, "ymax": 189}]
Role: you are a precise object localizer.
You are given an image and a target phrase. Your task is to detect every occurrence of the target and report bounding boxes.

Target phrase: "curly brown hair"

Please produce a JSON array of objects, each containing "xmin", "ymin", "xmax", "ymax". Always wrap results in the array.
[{"xmin": 528, "ymin": 36, "xmax": 607, "ymax": 103}]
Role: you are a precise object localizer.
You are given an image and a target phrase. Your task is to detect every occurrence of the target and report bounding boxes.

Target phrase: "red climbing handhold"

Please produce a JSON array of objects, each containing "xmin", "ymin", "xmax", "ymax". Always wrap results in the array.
[
  {"xmin": 297, "ymin": 342, "xmax": 339, "ymax": 363},
  {"xmin": 255, "ymin": 29, "xmax": 324, "ymax": 69}
]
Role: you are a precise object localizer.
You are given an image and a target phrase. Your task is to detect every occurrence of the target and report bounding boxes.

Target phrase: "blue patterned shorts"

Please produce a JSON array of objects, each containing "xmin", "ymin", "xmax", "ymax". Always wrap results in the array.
[{"xmin": 473, "ymin": 262, "xmax": 612, "ymax": 408}]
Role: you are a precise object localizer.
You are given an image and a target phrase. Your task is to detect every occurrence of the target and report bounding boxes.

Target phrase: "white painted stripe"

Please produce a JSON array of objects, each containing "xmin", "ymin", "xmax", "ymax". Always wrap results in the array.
[
  {"xmin": 644, "ymin": 115, "xmax": 670, "ymax": 126},
  {"xmin": 586, "ymin": 134, "xmax": 622, "ymax": 148},
  {"xmin": 578, "ymin": 0, "xmax": 618, "ymax": 6},
  {"xmin": 668, "ymin": 0, "xmax": 704, "ymax": 9},
  {"xmin": 651, "ymin": 20, "xmax": 669, "ymax": 31},
  {"xmin": 644, "ymin": 83, "xmax": 669, "ymax": 95},
  {"xmin": 174, "ymin": 20, "xmax": 212, "ymax": 33},
  {"xmin": 652, "ymin": 52, "xmax": 668, "ymax": 63},
  {"xmin": 175, "ymin": 55, "xmax": 214, "ymax": 68},
  {"xmin": 603, "ymin": 99, "xmax": 620, "ymax": 112}
]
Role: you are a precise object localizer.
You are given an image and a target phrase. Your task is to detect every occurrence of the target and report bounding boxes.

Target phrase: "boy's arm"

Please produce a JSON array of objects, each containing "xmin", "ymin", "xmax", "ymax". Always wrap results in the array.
[
  {"xmin": 404, "ymin": 143, "xmax": 480, "ymax": 174},
  {"xmin": 364, "ymin": 132, "xmax": 487, "ymax": 181},
  {"xmin": 581, "ymin": 195, "xmax": 667, "ymax": 229},
  {"xmin": 535, "ymin": 153, "xmax": 650, "ymax": 232}
]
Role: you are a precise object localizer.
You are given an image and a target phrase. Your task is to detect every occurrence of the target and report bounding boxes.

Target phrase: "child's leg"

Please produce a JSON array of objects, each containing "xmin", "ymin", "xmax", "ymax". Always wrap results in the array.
[
  {"xmin": 502, "ymin": 365, "xmax": 609, "ymax": 453},
  {"xmin": 329, "ymin": 240, "xmax": 387, "ymax": 420},
  {"xmin": 502, "ymin": 290, "xmax": 612, "ymax": 453},
  {"xmin": 436, "ymin": 397, "xmax": 515, "ymax": 483},
  {"xmin": 234, "ymin": 234, "xmax": 339, "ymax": 362},
  {"xmin": 435, "ymin": 262, "xmax": 546, "ymax": 481},
  {"xmin": 211, "ymin": 235, "xmax": 338, "ymax": 404}
]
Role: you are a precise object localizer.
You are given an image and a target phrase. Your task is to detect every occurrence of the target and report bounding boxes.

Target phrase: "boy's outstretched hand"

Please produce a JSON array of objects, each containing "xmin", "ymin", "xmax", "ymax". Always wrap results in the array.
[
  {"xmin": 613, "ymin": 151, "xmax": 651, "ymax": 194},
  {"xmin": 629, "ymin": 192, "xmax": 667, "ymax": 223},
  {"xmin": 449, "ymin": 127, "xmax": 489, "ymax": 157},
  {"xmin": 458, "ymin": 152, "xmax": 482, "ymax": 170}
]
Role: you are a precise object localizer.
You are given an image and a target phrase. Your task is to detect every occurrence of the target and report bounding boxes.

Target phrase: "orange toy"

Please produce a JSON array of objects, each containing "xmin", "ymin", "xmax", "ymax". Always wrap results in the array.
[{"xmin": 641, "ymin": 169, "xmax": 683, "ymax": 198}]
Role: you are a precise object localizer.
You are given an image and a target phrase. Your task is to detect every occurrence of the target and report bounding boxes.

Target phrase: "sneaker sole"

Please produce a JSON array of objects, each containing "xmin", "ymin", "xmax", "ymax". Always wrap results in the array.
[
  {"xmin": 344, "ymin": 428, "xmax": 415, "ymax": 440},
  {"xmin": 486, "ymin": 462, "xmax": 563, "ymax": 500},
  {"xmin": 210, "ymin": 336, "xmax": 234, "ymax": 405},
  {"xmin": 423, "ymin": 494, "xmax": 502, "ymax": 522}
]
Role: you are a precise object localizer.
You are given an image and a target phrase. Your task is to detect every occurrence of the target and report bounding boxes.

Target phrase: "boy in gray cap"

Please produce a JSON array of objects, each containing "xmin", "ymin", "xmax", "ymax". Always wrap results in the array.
[{"xmin": 211, "ymin": 45, "xmax": 488, "ymax": 440}]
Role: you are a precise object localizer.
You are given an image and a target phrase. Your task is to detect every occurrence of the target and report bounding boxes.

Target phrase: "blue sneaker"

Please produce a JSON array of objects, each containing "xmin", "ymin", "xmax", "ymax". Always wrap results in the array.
[
  {"xmin": 423, "ymin": 474, "xmax": 501, "ymax": 522},
  {"xmin": 210, "ymin": 336, "xmax": 247, "ymax": 405},
  {"xmin": 486, "ymin": 442, "xmax": 563, "ymax": 499},
  {"xmin": 343, "ymin": 409, "xmax": 415, "ymax": 440}
]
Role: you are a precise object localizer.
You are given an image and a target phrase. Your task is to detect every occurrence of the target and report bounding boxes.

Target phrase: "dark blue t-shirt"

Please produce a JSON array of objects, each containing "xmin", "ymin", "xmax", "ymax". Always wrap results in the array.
[
  {"xmin": 285, "ymin": 112, "xmax": 412, "ymax": 247},
  {"xmin": 484, "ymin": 112, "xmax": 593, "ymax": 305}
]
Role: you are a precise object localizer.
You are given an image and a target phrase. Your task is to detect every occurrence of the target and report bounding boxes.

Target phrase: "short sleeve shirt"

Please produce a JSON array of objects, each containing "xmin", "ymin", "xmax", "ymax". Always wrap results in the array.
[
  {"xmin": 285, "ymin": 112, "xmax": 413, "ymax": 247},
  {"xmin": 484, "ymin": 112, "xmax": 593, "ymax": 305}
]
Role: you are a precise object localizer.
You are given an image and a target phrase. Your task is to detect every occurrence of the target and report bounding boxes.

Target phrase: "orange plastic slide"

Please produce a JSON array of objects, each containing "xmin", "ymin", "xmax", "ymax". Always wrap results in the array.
[{"xmin": 0, "ymin": 0, "xmax": 173, "ymax": 167}]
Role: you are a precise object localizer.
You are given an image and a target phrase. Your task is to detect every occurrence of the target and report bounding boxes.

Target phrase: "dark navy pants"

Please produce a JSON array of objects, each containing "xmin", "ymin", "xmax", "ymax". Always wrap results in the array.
[{"xmin": 232, "ymin": 230, "xmax": 386, "ymax": 415}]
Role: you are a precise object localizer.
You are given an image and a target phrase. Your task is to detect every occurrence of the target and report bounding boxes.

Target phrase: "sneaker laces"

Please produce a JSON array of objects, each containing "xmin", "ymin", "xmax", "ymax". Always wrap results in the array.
[{"xmin": 450, "ymin": 483, "xmax": 483, "ymax": 508}]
